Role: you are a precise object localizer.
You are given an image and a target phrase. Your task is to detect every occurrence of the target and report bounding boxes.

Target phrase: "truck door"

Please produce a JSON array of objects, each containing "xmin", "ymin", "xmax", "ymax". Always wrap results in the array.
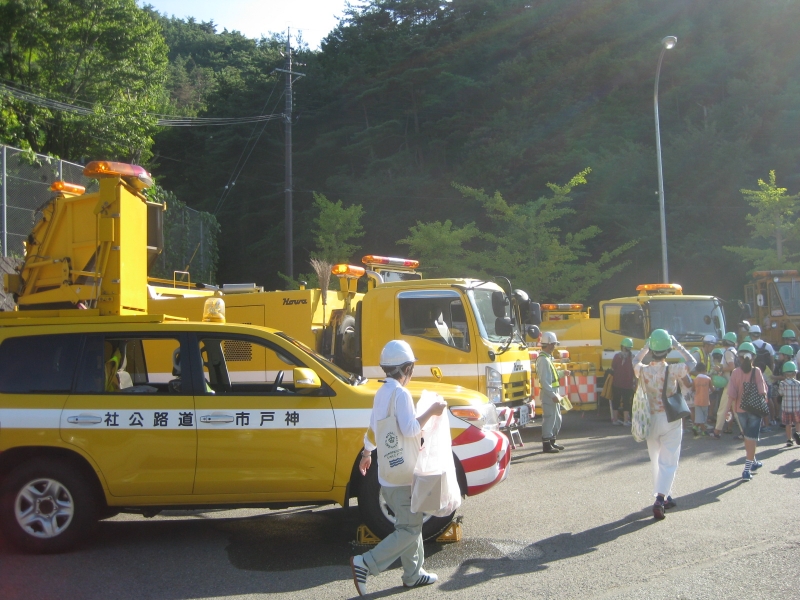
[
  {"xmin": 62, "ymin": 333, "xmax": 197, "ymax": 496},
  {"xmin": 190, "ymin": 333, "xmax": 336, "ymax": 495},
  {"xmin": 396, "ymin": 290, "xmax": 479, "ymax": 390}
]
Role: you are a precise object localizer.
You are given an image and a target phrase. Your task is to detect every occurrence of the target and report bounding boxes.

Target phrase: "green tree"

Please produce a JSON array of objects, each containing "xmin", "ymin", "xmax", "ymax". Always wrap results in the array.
[
  {"xmin": 401, "ymin": 169, "xmax": 638, "ymax": 300},
  {"xmin": 0, "ymin": 0, "xmax": 169, "ymax": 162},
  {"xmin": 724, "ymin": 171, "xmax": 800, "ymax": 270},
  {"xmin": 310, "ymin": 192, "xmax": 365, "ymax": 263}
]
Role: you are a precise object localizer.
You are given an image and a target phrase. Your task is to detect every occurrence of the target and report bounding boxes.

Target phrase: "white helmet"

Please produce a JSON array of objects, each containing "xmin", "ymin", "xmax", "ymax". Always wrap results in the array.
[
  {"xmin": 749, "ymin": 324, "xmax": 761, "ymax": 334},
  {"xmin": 380, "ymin": 340, "xmax": 417, "ymax": 367},
  {"xmin": 703, "ymin": 334, "xmax": 717, "ymax": 344},
  {"xmin": 540, "ymin": 331, "xmax": 559, "ymax": 345}
]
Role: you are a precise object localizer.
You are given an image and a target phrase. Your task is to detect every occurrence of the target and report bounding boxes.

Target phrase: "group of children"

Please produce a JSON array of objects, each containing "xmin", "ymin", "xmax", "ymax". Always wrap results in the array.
[{"xmin": 686, "ymin": 334, "xmax": 800, "ymax": 447}]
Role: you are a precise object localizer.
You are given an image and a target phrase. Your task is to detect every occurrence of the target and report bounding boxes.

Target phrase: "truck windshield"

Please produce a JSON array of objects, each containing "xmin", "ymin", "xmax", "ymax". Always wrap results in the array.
[
  {"xmin": 647, "ymin": 299, "xmax": 724, "ymax": 343},
  {"xmin": 467, "ymin": 288, "xmax": 511, "ymax": 343},
  {"xmin": 776, "ymin": 282, "xmax": 800, "ymax": 315}
]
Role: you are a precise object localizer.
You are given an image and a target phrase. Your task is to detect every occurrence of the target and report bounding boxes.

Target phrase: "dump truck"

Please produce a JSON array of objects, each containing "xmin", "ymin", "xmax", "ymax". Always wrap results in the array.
[{"xmin": 0, "ymin": 162, "xmax": 510, "ymax": 551}]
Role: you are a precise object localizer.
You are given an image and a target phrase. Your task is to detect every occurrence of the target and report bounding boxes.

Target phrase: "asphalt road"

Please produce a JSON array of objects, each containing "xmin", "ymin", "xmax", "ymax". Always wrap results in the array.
[{"xmin": 2, "ymin": 414, "xmax": 798, "ymax": 600}]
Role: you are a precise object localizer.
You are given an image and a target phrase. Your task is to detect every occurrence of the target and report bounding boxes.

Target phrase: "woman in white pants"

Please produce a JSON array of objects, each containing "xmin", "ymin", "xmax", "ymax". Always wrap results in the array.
[{"xmin": 633, "ymin": 329, "xmax": 696, "ymax": 520}]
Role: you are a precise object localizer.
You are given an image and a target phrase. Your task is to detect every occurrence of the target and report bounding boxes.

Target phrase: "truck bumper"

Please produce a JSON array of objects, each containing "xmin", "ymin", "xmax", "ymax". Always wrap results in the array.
[{"xmin": 452, "ymin": 426, "xmax": 510, "ymax": 496}]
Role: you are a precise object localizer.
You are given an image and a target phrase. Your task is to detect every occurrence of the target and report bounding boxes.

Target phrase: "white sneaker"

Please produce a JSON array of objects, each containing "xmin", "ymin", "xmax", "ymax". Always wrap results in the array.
[
  {"xmin": 623, "ymin": 420, "xmax": 631, "ymax": 426},
  {"xmin": 612, "ymin": 420, "xmax": 623, "ymax": 425},
  {"xmin": 404, "ymin": 570, "xmax": 438, "ymax": 588},
  {"xmin": 350, "ymin": 555, "xmax": 368, "ymax": 596}
]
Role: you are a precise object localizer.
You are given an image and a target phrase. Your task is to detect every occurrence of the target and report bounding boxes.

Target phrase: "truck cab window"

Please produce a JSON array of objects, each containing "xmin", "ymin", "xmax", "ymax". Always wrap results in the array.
[
  {"xmin": 399, "ymin": 295, "xmax": 470, "ymax": 351},
  {"xmin": 603, "ymin": 304, "xmax": 645, "ymax": 340}
]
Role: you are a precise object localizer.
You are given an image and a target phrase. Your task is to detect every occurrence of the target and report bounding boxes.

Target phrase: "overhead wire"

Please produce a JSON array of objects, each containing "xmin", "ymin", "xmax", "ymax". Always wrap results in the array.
[
  {"xmin": 212, "ymin": 76, "xmax": 286, "ymax": 215},
  {"xmin": 0, "ymin": 81, "xmax": 282, "ymax": 126}
]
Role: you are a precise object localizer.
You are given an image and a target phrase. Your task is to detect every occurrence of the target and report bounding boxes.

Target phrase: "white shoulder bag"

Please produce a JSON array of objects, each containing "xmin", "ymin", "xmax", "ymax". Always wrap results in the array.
[{"xmin": 376, "ymin": 389, "xmax": 419, "ymax": 486}]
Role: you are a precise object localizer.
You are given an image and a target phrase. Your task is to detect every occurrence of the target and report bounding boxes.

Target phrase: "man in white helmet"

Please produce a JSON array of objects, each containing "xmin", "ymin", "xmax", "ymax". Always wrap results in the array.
[
  {"xmin": 537, "ymin": 331, "xmax": 568, "ymax": 453},
  {"xmin": 350, "ymin": 340, "xmax": 446, "ymax": 596}
]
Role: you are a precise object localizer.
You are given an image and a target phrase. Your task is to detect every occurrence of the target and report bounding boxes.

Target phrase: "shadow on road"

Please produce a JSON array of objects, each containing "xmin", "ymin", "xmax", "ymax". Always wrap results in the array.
[{"xmin": 437, "ymin": 478, "xmax": 742, "ymax": 591}]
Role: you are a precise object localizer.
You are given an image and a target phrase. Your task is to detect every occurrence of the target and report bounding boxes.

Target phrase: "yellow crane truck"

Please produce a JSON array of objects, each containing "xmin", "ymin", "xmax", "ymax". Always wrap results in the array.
[{"xmin": 0, "ymin": 162, "xmax": 512, "ymax": 552}]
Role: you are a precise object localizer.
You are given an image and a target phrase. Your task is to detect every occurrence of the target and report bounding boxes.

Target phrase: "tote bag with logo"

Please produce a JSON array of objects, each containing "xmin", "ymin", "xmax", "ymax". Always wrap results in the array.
[{"xmin": 376, "ymin": 389, "xmax": 419, "ymax": 485}]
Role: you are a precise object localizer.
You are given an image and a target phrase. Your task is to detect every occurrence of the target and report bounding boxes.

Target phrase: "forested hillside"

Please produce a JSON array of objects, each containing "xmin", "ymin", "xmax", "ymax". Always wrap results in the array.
[{"xmin": 3, "ymin": 0, "xmax": 800, "ymax": 305}]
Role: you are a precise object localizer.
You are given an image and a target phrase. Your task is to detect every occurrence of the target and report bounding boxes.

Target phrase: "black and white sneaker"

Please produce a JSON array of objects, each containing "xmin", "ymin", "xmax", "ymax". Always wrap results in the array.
[
  {"xmin": 404, "ymin": 570, "xmax": 438, "ymax": 588},
  {"xmin": 350, "ymin": 555, "xmax": 368, "ymax": 596}
]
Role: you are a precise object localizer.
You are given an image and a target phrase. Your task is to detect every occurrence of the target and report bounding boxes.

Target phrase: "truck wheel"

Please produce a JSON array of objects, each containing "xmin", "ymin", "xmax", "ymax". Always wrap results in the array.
[
  {"xmin": 356, "ymin": 460, "xmax": 455, "ymax": 542},
  {"xmin": 0, "ymin": 458, "xmax": 100, "ymax": 554}
]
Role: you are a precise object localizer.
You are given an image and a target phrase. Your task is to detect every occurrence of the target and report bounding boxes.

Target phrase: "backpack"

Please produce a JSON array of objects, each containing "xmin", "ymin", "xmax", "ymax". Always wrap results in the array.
[{"xmin": 753, "ymin": 342, "xmax": 773, "ymax": 372}]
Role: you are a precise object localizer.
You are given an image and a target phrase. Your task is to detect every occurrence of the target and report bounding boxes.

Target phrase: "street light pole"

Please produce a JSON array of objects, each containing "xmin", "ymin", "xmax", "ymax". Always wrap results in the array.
[{"xmin": 654, "ymin": 35, "xmax": 677, "ymax": 284}]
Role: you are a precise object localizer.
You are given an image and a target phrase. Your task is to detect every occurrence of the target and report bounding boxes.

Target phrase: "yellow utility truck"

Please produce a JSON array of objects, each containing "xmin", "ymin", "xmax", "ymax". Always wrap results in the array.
[
  {"xmin": 743, "ymin": 270, "xmax": 800, "ymax": 346},
  {"xmin": 149, "ymin": 257, "xmax": 540, "ymax": 440},
  {"xmin": 540, "ymin": 283, "xmax": 726, "ymax": 374},
  {"xmin": 0, "ymin": 162, "xmax": 511, "ymax": 553}
]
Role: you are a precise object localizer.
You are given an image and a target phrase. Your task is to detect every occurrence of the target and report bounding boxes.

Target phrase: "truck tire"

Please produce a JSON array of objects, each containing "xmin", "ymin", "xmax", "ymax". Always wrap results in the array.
[
  {"xmin": 0, "ymin": 457, "xmax": 100, "ymax": 554},
  {"xmin": 356, "ymin": 460, "xmax": 455, "ymax": 542}
]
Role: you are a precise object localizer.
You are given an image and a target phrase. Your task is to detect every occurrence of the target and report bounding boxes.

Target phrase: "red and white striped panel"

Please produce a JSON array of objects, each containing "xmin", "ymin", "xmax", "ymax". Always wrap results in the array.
[
  {"xmin": 565, "ymin": 375, "xmax": 597, "ymax": 403},
  {"xmin": 451, "ymin": 425, "xmax": 510, "ymax": 496}
]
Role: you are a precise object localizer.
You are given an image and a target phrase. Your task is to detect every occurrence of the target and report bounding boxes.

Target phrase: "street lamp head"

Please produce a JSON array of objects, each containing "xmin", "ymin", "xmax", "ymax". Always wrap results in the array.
[{"xmin": 662, "ymin": 36, "xmax": 677, "ymax": 50}]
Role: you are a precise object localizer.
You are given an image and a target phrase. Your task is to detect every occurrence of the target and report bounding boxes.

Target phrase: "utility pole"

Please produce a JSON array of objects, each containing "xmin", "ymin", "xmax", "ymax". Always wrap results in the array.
[
  {"xmin": 276, "ymin": 30, "xmax": 305, "ymax": 280},
  {"xmin": 284, "ymin": 29, "xmax": 294, "ymax": 279}
]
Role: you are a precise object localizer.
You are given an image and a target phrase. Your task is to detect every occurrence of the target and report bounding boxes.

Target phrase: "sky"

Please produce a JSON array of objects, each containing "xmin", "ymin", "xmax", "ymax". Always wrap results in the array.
[{"xmin": 140, "ymin": 0, "xmax": 356, "ymax": 49}]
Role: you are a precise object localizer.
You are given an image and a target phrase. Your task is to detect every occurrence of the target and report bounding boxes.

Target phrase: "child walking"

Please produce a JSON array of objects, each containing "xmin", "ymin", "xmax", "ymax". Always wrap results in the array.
[
  {"xmin": 777, "ymin": 361, "xmax": 800, "ymax": 447},
  {"xmin": 692, "ymin": 362, "xmax": 712, "ymax": 436}
]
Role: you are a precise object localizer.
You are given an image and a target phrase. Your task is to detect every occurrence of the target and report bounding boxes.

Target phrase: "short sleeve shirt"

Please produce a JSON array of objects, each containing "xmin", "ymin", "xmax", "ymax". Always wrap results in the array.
[{"xmin": 634, "ymin": 361, "xmax": 690, "ymax": 414}]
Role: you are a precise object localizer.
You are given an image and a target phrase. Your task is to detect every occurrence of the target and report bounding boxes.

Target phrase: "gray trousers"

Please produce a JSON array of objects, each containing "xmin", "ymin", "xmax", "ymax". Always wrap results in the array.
[
  {"xmin": 541, "ymin": 395, "xmax": 563, "ymax": 440},
  {"xmin": 361, "ymin": 485, "xmax": 424, "ymax": 585}
]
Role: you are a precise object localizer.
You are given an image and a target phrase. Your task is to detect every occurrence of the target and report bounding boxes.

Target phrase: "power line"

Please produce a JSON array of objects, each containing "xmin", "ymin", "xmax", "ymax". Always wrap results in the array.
[{"xmin": 0, "ymin": 81, "xmax": 282, "ymax": 127}]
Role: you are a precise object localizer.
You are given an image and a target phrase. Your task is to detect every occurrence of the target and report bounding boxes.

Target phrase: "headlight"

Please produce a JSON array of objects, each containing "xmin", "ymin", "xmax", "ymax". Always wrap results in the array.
[
  {"xmin": 450, "ymin": 402, "xmax": 499, "ymax": 431},
  {"xmin": 485, "ymin": 366, "xmax": 502, "ymax": 403}
]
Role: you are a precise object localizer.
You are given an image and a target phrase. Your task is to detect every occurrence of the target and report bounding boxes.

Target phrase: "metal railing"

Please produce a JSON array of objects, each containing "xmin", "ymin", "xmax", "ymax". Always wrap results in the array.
[{"xmin": 0, "ymin": 145, "xmax": 216, "ymax": 284}]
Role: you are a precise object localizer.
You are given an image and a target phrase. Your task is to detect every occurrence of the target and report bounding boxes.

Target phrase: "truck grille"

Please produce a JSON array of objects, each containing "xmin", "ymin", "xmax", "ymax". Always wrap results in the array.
[{"xmin": 503, "ymin": 370, "xmax": 530, "ymax": 402}]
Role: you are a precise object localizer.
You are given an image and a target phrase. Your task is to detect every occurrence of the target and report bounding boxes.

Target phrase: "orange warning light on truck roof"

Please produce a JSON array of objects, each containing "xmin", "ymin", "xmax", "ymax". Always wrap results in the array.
[
  {"xmin": 636, "ymin": 283, "xmax": 682, "ymax": 293},
  {"xmin": 541, "ymin": 303, "xmax": 584, "ymax": 311},
  {"xmin": 331, "ymin": 264, "xmax": 366, "ymax": 278},
  {"xmin": 49, "ymin": 181, "xmax": 86, "ymax": 195},
  {"xmin": 362, "ymin": 255, "xmax": 419, "ymax": 269}
]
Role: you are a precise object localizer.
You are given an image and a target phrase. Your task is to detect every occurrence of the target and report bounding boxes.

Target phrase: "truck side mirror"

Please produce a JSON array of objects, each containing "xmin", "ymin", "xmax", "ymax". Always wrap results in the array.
[
  {"xmin": 495, "ymin": 317, "xmax": 513, "ymax": 336},
  {"xmin": 492, "ymin": 291, "xmax": 507, "ymax": 318},
  {"xmin": 526, "ymin": 324, "xmax": 540, "ymax": 340},
  {"xmin": 528, "ymin": 302, "xmax": 541, "ymax": 326}
]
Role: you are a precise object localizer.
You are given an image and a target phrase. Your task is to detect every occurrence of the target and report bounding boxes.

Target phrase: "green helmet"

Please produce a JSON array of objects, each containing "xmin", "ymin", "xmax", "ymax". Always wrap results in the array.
[
  {"xmin": 723, "ymin": 332, "xmax": 738, "ymax": 345},
  {"xmin": 711, "ymin": 348, "xmax": 724, "ymax": 356},
  {"xmin": 690, "ymin": 346, "xmax": 701, "ymax": 354},
  {"xmin": 649, "ymin": 329, "xmax": 672, "ymax": 352},
  {"xmin": 621, "ymin": 338, "xmax": 633, "ymax": 348},
  {"xmin": 744, "ymin": 336, "xmax": 752, "ymax": 343},
  {"xmin": 738, "ymin": 341, "xmax": 756, "ymax": 354},
  {"xmin": 783, "ymin": 361, "xmax": 798, "ymax": 373},
  {"xmin": 779, "ymin": 345, "xmax": 795, "ymax": 357},
  {"xmin": 782, "ymin": 329, "xmax": 796, "ymax": 339}
]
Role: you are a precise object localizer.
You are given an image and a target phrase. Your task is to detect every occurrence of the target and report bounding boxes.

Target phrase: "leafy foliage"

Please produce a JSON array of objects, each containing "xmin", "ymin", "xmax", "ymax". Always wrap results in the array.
[
  {"xmin": 401, "ymin": 170, "xmax": 637, "ymax": 300},
  {"xmin": 310, "ymin": 193, "xmax": 365, "ymax": 263},
  {"xmin": 0, "ymin": 0, "xmax": 169, "ymax": 162},
  {"xmin": 724, "ymin": 171, "xmax": 800, "ymax": 271}
]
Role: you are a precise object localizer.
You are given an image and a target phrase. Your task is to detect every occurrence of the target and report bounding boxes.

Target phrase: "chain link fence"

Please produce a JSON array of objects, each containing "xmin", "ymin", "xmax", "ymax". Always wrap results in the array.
[{"xmin": 0, "ymin": 145, "xmax": 217, "ymax": 284}]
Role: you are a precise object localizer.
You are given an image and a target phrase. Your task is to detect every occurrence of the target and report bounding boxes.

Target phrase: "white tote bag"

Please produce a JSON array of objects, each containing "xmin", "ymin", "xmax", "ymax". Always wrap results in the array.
[
  {"xmin": 411, "ymin": 391, "xmax": 462, "ymax": 516},
  {"xmin": 376, "ymin": 389, "xmax": 419, "ymax": 486}
]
